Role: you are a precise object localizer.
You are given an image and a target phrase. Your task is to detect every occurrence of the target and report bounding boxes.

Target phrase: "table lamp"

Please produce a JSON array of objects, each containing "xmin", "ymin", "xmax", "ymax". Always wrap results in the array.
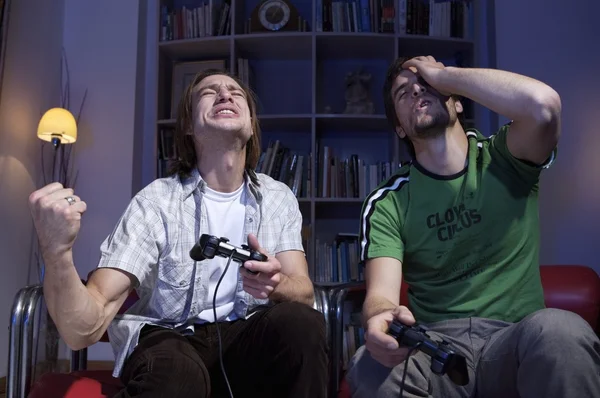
[
  {"xmin": 37, "ymin": 107, "xmax": 77, "ymax": 147},
  {"xmin": 37, "ymin": 107, "xmax": 78, "ymax": 183}
]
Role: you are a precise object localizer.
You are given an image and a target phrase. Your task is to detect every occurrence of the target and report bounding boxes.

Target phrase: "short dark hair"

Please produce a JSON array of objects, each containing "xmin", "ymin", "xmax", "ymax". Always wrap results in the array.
[
  {"xmin": 383, "ymin": 58, "xmax": 414, "ymax": 159},
  {"xmin": 169, "ymin": 69, "xmax": 262, "ymax": 178},
  {"xmin": 382, "ymin": 57, "xmax": 464, "ymax": 159}
]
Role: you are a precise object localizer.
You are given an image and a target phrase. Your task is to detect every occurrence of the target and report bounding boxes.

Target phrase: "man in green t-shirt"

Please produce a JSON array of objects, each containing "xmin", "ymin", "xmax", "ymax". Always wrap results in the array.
[{"xmin": 346, "ymin": 56, "xmax": 600, "ymax": 398}]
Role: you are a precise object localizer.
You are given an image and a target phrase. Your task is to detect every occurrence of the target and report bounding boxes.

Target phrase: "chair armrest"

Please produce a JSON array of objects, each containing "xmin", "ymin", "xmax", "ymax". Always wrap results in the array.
[
  {"xmin": 313, "ymin": 285, "xmax": 333, "ymax": 354},
  {"xmin": 8, "ymin": 284, "xmax": 43, "ymax": 398},
  {"xmin": 328, "ymin": 282, "xmax": 366, "ymax": 394},
  {"xmin": 312, "ymin": 285, "xmax": 322, "ymax": 313},
  {"xmin": 7, "ymin": 283, "xmax": 90, "ymax": 398},
  {"xmin": 540, "ymin": 265, "xmax": 600, "ymax": 333}
]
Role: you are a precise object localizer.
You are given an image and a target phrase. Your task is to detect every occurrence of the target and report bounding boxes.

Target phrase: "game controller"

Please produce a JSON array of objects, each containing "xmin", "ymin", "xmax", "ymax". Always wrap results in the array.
[
  {"xmin": 387, "ymin": 319, "xmax": 469, "ymax": 386},
  {"xmin": 189, "ymin": 234, "xmax": 266, "ymax": 275}
]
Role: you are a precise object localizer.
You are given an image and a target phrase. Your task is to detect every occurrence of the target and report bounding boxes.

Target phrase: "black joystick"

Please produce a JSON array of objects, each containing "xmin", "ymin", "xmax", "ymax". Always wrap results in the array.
[
  {"xmin": 190, "ymin": 234, "xmax": 267, "ymax": 275},
  {"xmin": 387, "ymin": 319, "xmax": 469, "ymax": 386}
]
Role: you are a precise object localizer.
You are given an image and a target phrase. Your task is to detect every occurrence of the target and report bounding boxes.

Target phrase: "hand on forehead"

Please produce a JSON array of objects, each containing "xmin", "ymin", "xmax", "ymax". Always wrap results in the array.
[{"xmin": 398, "ymin": 67, "xmax": 419, "ymax": 81}]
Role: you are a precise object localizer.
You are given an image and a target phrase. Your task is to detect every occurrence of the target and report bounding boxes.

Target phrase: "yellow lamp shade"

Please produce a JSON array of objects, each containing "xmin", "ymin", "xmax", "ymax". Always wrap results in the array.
[{"xmin": 37, "ymin": 107, "xmax": 77, "ymax": 144}]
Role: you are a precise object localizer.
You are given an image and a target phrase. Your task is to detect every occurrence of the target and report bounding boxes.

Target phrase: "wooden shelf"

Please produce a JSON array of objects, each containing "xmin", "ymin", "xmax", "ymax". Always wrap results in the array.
[
  {"xmin": 397, "ymin": 34, "xmax": 474, "ymax": 59},
  {"xmin": 152, "ymin": 0, "xmax": 482, "ymax": 285},
  {"xmin": 316, "ymin": 33, "xmax": 396, "ymax": 60},
  {"xmin": 159, "ymin": 114, "xmax": 391, "ymax": 132},
  {"xmin": 157, "ymin": 32, "xmax": 475, "ymax": 62},
  {"xmin": 235, "ymin": 33, "xmax": 313, "ymax": 59},
  {"xmin": 159, "ymin": 36, "xmax": 231, "ymax": 61},
  {"xmin": 315, "ymin": 197, "xmax": 364, "ymax": 203},
  {"xmin": 159, "ymin": 115, "xmax": 312, "ymax": 131},
  {"xmin": 232, "ymin": 197, "xmax": 366, "ymax": 204},
  {"xmin": 315, "ymin": 114, "xmax": 389, "ymax": 132},
  {"xmin": 258, "ymin": 114, "xmax": 312, "ymax": 131}
]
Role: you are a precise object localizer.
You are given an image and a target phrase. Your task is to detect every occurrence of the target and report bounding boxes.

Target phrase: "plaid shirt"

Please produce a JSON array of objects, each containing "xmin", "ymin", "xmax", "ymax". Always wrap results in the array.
[{"xmin": 96, "ymin": 168, "xmax": 305, "ymax": 377}]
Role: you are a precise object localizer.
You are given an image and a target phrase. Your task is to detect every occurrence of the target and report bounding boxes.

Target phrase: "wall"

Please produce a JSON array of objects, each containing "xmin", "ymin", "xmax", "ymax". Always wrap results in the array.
[
  {"xmin": 0, "ymin": 0, "xmax": 142, "ymax": 373},
  {"xmin": 0, "ymin": 0, "xmax": 65, "ymax": 377},
  {"xmin": 494, "ymin": 0, "xmax": 600, "ymax": 272},
  {"xmin": 61, "ymin": 0, "xmax": 141, "ymax": 361},
  {"xmin": 134, "ymin": 0, "xmax": 159, "ymax": 194}
]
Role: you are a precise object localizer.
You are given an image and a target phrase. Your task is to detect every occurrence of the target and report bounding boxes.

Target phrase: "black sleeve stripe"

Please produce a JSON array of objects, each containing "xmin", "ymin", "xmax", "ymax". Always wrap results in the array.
[{"xmin": 360, "ymin": 172, "xmax": 410, "ymax": 262}]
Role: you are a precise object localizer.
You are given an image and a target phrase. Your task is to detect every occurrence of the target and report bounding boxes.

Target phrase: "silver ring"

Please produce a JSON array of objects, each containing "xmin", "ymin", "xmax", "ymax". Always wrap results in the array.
[{"xmin": 65, "ymin": 196, "xmax": 76, "ymax": 206}]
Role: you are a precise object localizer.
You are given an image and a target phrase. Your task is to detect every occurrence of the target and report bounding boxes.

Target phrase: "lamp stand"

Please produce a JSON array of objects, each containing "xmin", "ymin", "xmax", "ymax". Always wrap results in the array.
[
  {"xmin": 44, "ymin": 134, "xmax": 63, "ymax": 375},
  {"xmin": 51, "ymin": 135, "xmax": 62, "ymax": 183}
]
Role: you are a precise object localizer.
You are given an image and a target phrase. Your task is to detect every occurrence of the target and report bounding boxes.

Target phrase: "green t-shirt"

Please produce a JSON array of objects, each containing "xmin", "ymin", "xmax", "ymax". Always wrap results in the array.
[{"xmin": 359, "ymin": 124, "xmax": 556, "ymax": 324}]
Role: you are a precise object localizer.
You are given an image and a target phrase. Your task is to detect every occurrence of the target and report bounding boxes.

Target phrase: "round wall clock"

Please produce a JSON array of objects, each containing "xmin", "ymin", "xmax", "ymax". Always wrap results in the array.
[
  {"xmin": 259, "ymin": 0, "xmax": 290, "ymax": 31},
  {"xmin": 250, "ymin": 0, "xmax": 300, "ymax": 32}
]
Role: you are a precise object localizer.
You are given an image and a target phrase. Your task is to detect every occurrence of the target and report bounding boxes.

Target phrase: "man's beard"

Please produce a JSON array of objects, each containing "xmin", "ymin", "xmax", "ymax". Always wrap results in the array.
[{"xmin": 412, "ymin": 101, "xmax": 455, "ymax": 138}]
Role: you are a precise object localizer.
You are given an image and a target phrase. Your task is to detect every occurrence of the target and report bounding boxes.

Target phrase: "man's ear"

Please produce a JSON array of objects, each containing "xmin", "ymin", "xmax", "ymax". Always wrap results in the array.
[
  {"xmin": 454, "ymin": 99, "xmax": 463, "ymax": 114},
  {"xmin": 395, "ymin": 125, "xmax": 406, "ymax": 139}
]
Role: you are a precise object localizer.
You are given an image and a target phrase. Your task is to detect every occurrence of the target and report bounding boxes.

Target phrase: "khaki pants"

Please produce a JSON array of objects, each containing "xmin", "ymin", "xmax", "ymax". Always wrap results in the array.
[{"xmin": 346, "ymin": 308, "xmax": 600, "ymax": 398}]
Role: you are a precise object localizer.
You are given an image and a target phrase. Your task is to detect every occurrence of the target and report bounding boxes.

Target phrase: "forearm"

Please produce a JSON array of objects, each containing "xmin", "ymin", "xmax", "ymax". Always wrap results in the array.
[
  {"xmin": 42, "ymin": 251, "xmax": 105, "ymax": 350},
  {"xmin": 361, "ymin": 294, "xmax": 398, "ymax": 327},
  {"xmin": 270, "ymin": 274, "xmax": 315, "ymax": 307},
  {"xmin": 439, "ymin": 67, "xmax": 560, "ymax": 124}
]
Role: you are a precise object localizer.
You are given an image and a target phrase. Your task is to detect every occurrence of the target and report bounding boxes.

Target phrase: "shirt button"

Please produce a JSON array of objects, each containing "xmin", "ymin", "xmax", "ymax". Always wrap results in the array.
[
  {"xmin": 179, "ymin": 281, "xmax": 185, "ymax": 286},
  {"xmin": 248, "ymin": 217, "xmax": 253, "ymax": 222}
]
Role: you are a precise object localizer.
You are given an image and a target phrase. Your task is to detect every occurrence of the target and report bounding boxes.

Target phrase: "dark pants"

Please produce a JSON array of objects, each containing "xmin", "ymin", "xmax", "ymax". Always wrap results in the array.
[{"xmin": 115, "ymin": 301, "xmax": 329, "ymax": 398}]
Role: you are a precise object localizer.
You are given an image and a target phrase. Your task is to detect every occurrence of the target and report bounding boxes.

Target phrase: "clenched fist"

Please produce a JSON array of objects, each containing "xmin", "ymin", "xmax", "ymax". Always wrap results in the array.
[{"xmin": 29, "ymin": 182, "xmax": 87, "ymax": 260}]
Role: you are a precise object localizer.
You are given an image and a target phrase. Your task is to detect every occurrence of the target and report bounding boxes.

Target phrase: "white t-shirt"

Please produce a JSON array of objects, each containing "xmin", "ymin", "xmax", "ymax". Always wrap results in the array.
[{"xmin": 195, "ymin": 182, "xmax": 247, "ymax": 323}]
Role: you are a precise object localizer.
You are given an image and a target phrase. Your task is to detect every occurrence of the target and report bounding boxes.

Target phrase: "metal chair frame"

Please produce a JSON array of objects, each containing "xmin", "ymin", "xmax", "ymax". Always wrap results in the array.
[{"xmin": 7, "ymin": 284, "xmax": 331, "ymax": 398}]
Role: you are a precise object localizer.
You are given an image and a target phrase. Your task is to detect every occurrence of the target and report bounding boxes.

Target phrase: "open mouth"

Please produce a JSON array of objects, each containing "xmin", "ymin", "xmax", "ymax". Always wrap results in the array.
[
  {"xmin": 214, "ymin": 108, "xmax": 237, "ymax": 116},
  {"xmin": 418, "ymin": 99, "xmax": 431, "ymax": 109}
]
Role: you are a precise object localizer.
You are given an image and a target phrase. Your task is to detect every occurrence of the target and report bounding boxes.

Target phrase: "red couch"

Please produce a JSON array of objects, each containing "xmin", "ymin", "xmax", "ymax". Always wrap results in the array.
[{"xmin": 336, "ymin": 265, "xmax": 600, "ymax": 397}]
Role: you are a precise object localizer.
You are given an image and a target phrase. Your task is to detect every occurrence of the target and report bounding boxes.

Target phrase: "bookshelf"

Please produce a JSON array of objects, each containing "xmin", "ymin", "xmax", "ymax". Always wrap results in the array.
[{"xmin": 150, "ymin": 0, "xmax": 481, "ymax": 286}]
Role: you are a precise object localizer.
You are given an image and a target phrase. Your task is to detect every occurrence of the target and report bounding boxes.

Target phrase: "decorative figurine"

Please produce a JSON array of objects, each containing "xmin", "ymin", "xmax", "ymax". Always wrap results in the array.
[{"xmin": 344, "ymin": 69, "xmax": 374, "ymax": 114}]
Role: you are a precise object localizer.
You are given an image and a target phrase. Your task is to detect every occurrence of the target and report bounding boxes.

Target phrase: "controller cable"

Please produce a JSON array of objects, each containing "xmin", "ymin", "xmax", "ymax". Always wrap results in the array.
[
  {"xmin": 398, "ymin": 342, "xmax": 422, "ymax": 398},
  {"xmin": 212, "ymin": 251, "xmax": 236, "ymax": 398}
]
